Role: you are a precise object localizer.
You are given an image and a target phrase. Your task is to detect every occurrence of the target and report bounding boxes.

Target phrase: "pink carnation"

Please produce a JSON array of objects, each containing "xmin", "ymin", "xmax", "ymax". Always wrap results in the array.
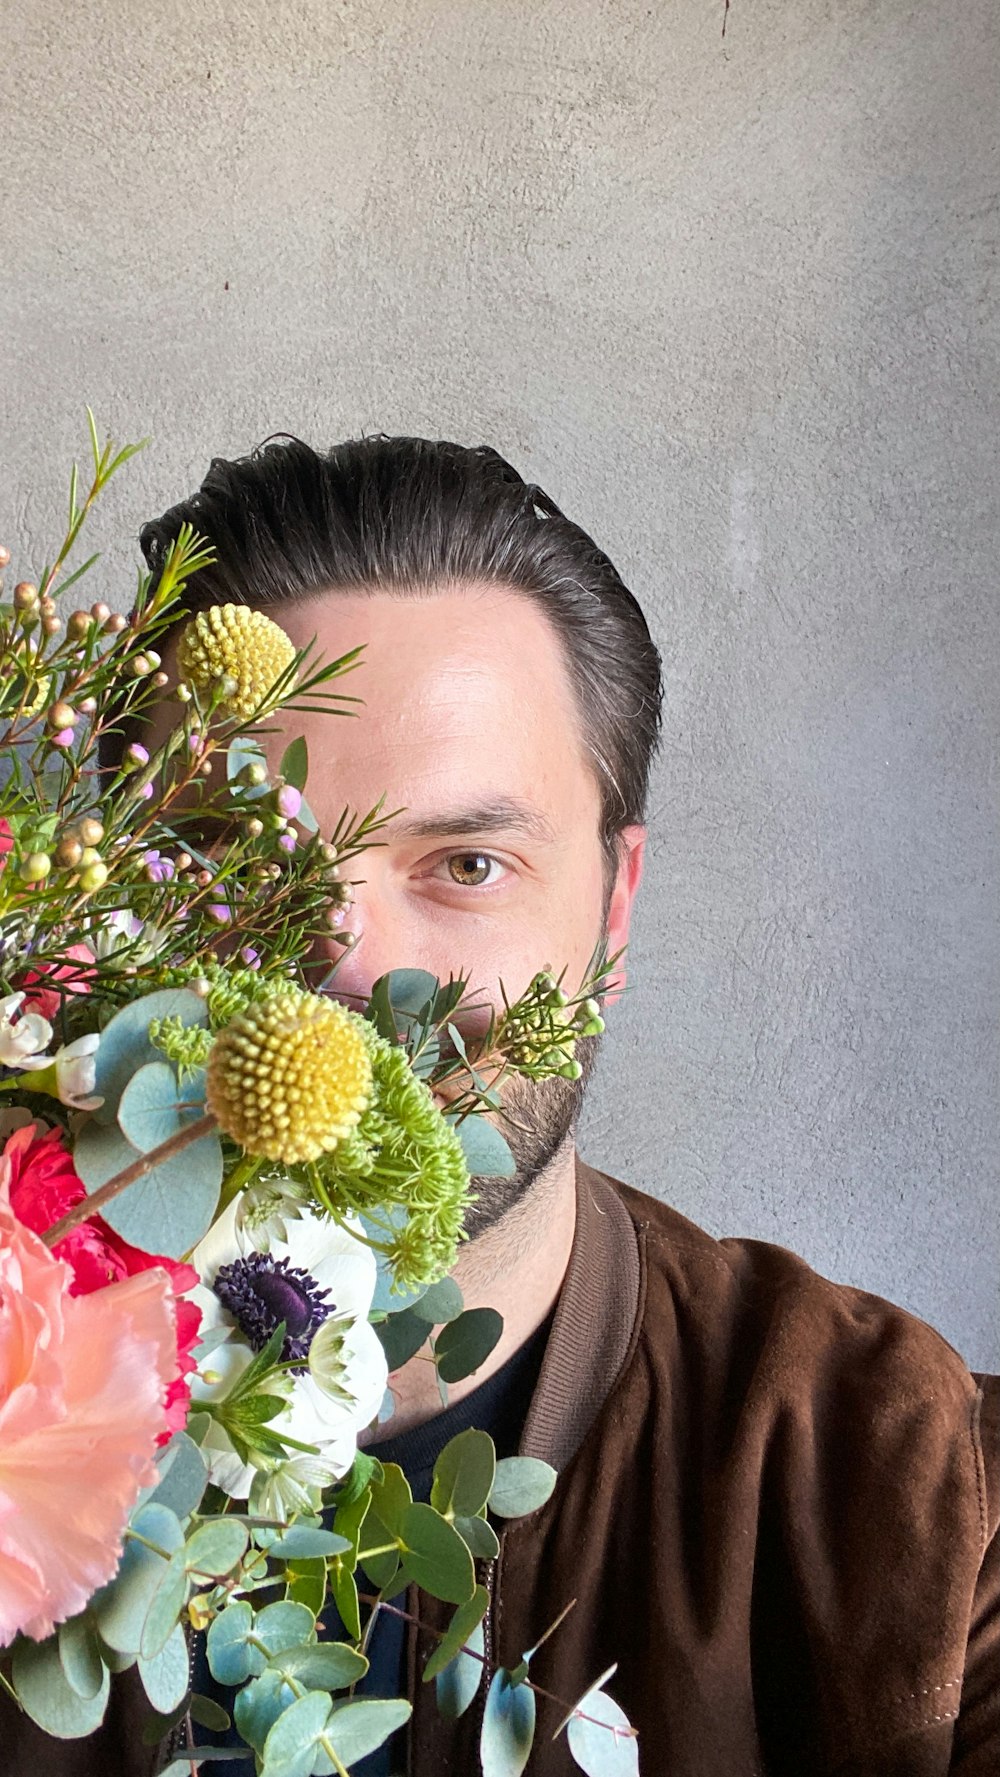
[
  {"xmin": 0, "ymin": 1176, "xmax": 178, "ymax": 1645},
  {"xmin": 4, "ymin": 1125, "xmax": 201, "ymax": 1440}
]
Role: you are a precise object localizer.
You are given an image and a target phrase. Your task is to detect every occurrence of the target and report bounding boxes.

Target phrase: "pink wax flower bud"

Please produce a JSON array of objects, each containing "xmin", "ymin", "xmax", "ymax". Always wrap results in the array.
[
  {"xmin": 208, "ymin": 903, "xmax": 231, "ymax": 924},
  {"xmin": 50, "ymin": 728, "xmax": 74, "ymax": 748},
  {"xmin": 239, "ymin": 946, "xmax": 261, "ymax": 970},
  {"xmin": 276, "ymin": 785, "xmax": 302, "ymax": 821},
  {"xmin": 126, "ymin": 743, "xmax": 150, "ymax": 768},
  {"xmin": 277, "ymin": 831, "xmax": 297, "ymax": 853}
]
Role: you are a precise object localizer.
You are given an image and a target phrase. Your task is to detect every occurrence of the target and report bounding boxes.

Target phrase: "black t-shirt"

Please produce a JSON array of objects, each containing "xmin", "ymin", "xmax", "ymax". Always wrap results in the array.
[{"xmin": 189, "ymin": 1315, "xmax": 551, "ymax": 1776}]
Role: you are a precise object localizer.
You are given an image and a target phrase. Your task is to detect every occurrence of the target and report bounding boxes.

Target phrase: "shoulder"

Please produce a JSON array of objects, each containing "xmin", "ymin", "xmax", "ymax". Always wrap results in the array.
[
  {"xmin": 594, "ymin": 1170, "xmax": 998, "ymax": 1763},
  {"xmin": 589, "ymin": 1169, "xmax": 992, "ymax": 1535}
]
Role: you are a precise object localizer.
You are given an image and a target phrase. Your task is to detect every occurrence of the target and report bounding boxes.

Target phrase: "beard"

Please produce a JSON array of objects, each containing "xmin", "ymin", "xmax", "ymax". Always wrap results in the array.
[{"xmin": 461, "ymin": 1027, "xmax": 604, "ymax": 1239}]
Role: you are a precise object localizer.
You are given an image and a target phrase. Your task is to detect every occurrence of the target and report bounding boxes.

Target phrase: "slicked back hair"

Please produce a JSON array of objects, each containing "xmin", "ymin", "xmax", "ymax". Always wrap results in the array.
[{"xmin": 136, "ymin": 434, "xmax": 663, "ymax": 870}]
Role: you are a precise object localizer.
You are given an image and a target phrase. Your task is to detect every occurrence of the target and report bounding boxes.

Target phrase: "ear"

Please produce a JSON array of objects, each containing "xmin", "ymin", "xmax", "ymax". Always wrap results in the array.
[{"xmin": 602, "ymin": 824, "xmax": 647, "ymax": 1009}]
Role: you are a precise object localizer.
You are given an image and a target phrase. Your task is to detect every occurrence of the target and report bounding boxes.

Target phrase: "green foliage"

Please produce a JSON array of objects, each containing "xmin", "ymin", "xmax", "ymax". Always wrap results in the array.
[
  {"xmin": 434, "ymin": 1308, "xmax": 504, "ymax": 1384},
  {"xmin": 137, "ymin": 1621, "xmax": 189, "ymax": 1714},
  {"xmin": 90, "ymin": 990, "xmax": 208, "ymax": 1127},
  {"xmin": 559, "ymin": 1667, "xmax": 639, "ymax": 1776},
  {"xmin": 452, "ymin": 1113, "xmax": 517, "ymax": 1179},
  {"xmin": 74, "ymin": 1115, "xmax": 223, "ymax": 1257},
  {"xmin": 117, "ymin": 1060, "xmax": 205, "ymax": 1152},
  {"xmin": 398, "ymin": 1503, "xmax": 476, "ymax": 1605},
  {"xmin": 374, "ymin": 1304, "xmax": 430, "ymax": 1371},
  {"xmin": 431, "ymin": 1429, "xmax": 496, "ymax": 1519},
  {"xmin": 434, "ymin": 1616, "xmax": 486, "ymax": 1720},
  {"xmin": 422, "ymin": 1586, "xmax": 490, "ymax": 1683},
  {"xmin": 488, "ymin": 1457, "xmax": 558, "ymax": 1520},
  {"xmin": 12, "ymin": 1636, "xmax": 111, "ymax": 1738},
  {"xmin": 481, "ymin": 1667, "xmax": 537, "ymax": 1777},
  {"xmin": 91, "ymin": 1502, "xmax": 185, "ymax": 1654}
]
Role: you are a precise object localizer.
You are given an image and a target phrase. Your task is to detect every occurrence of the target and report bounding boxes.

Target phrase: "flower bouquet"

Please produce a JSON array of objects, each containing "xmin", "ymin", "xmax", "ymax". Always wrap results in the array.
[{"xmin": 0, "ymin": 421, "xmax": 637, "ymax": 1775}]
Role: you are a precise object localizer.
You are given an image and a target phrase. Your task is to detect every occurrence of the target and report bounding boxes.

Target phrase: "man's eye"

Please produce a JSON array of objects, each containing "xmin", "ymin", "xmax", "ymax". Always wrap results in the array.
[{"xmin": 443, "ymin": 851, "xmax": 503, "ymax": 888}]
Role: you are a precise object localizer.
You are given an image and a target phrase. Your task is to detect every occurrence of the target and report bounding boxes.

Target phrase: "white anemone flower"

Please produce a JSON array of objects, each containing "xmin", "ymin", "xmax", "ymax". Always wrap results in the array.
[
  {"xmin": 52, "ymin": 1033, "xmax": 103, "ymax": 1111},
  {"xmin": 0, "ymin": 992, "xmax": 52, "ymax": 1070},
  {"xmin": 188, "ymin": 1199, "xmax": 388, "ymax": 1500}
]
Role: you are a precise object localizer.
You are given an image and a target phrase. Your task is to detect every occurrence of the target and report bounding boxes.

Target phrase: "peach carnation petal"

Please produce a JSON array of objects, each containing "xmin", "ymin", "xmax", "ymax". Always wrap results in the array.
[{"xmin": 0, "ymin": 1191, "xmax": 177, "ymax": 1646}]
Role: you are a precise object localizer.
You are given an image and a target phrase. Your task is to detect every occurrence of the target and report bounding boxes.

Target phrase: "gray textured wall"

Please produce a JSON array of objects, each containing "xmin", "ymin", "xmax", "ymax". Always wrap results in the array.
[{"xmin": 3, "ymin": 0, "xmax": 998, "ymax": 1366}]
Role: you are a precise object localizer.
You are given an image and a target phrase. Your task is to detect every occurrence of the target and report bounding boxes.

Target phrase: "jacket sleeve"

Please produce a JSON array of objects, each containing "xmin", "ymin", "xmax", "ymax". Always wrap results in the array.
[{"xmin": 950, "ymin": 1374, "xmax": 1000, "ymax": 1773}]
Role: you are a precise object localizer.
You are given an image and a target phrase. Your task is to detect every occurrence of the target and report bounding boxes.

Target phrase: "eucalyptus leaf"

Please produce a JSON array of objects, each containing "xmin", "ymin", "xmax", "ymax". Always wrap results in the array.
[
  {"xmin": 325, "ymin": 1698, "xmax": 412, "ymax": 1764},
  {"xmin": 190, "ymin": 1694, "xmax": 233, "ymax": 1731},
  {"xmin": 454, "ymin": 1513, "xmax": 501, "ymax": 1560},
  {"xmin": 411, "ymin": 1277, "xmax": 464, "ymax": 1325},
  {"xmin": 260, "ymin": 1687, "xmax": 332, "ymax": 1777},
  {"xmin": 266, "ymin": 1526, "xmax": 350, "ymax": 1560},
  {"xmin": 92, "ymin": 1503, "xmax": 185, "ymax": 1654},
  {"xmin": 488, "ymin": 1457, "xmax": 558, "ymax": 1520},
  {"xmin": 356, "ymin": 1505, "xmax": 400, "ymax": 1591},
  {"xmin": 374, "ymin": 1304, "xmax": 430, "ymax": 1371},
  {"xmin": 422, "ymin": 1585, "xmax": 489, "ymax": 1683},
  {"xmin": 12, "ymin": 1636, "xmax": 110, "ymax": 1738},
  {"xmin": 255, "ymin": 1600, "xmax": 317, "ymax": 1656},
  {"xmin": 269, "ymin": 1641, "xmax": 368, "ymax": 1690},
  {"xmin": 118, "ymin": 1061, "xmax": 204, "ymax": 1153},
  {"xmin": 399, "ymin": 1502, "xmax": 476, "ymax": 1605},
  {"xmin": 453, "ymin": 1114, "xmax": 516, "ymax": 1179},
  {"xmin": 565, "ymin": 1682, "xmax": 639, "ymax": 1776},
  {"xmin": 381, "ymin": 968, "xmax": 438, "ymax": 1018},
  {"xmin": 431, "ymin": 1429, "xmax": 496, "ymax": 1519},
  {"xmin": 206, "ymin": 1601, "xmax": 265, "ymax": 1686},
  {"xmin": 138, "ymin": 1621, "xmax": 190, "ymax": 1713},
  {"xmin": 434, "ymin": 1309, "xmax": 504, "ymax": 1385},
  {"xmin": 280, "ymin": 736, "xmax": 309, "ymax": 791},
  {"xmin": 142, "ymin": 1431, "xmax": 209, "ymax": 1521},
  {"xmin": 480, "ymin": 1669, "xmax": 536, "ymax": 1777},
  {"xmin": 285, "ymin": 1555, "xmax": 327, "ymax": 1615},
  {"xmin": 185, "ymin": 1517, "xmax": 250, "ymax": 1578},
  {"xmin": 235, "ymin": 1669, "xmax": 297, "ymax": 1754},
  {"xmin": 160, "ymin": 1752, "xmax": 252, "ymax": 1775},
  {"xmin": 435, "ymin": 1617, "xmax": 485, "ymax": 1720},
  {"xmin": 229, "ymin": 1670, "xmax": 286, "ymax": 1751},
  {"xmin": 141, "ymin": 1550, "xmax": 189, "ymax": 1659},
  {"xmin": 369, "ymin": 1463, "xmax": 412, "ymax": 1536},
  {"xmin": 91, "ymin": 988, "xmax": 208, "ymax": 1126},
  {"xmin": 74, "ymin": 1117, "xmax": 223, "ymax": 1257},
  {"xmin": 57, "ymin": 1614, "xmax": 105, "ymax": 1701}
]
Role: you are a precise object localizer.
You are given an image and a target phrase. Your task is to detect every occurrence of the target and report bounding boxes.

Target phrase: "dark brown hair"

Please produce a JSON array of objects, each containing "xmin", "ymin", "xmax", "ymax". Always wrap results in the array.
[{"xmin": 136, "ymin": 434, "xmax": 663, "ymax": 864}]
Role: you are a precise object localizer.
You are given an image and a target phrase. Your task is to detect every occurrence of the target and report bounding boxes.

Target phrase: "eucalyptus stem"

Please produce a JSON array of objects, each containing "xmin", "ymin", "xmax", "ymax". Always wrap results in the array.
[
  {"xmin": 355, "ymin": 1593, "xmax": 637, "ymax": 1740},
  {"xmin": 41, "ymin": 1112, "xmax": 218, "ymax": 1246}
]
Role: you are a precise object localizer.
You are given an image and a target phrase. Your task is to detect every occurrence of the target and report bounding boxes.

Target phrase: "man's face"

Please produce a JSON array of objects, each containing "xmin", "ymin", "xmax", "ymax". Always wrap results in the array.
[{"xmin": 159, "ymin": 584, "xmax": 645, "ymax": 1227}]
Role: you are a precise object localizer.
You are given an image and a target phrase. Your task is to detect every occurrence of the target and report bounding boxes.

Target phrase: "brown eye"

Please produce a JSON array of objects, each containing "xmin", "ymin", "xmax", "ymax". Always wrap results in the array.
[{"xmin": 447, "ymin": 852, "xmax": 495, "ymax": 886}]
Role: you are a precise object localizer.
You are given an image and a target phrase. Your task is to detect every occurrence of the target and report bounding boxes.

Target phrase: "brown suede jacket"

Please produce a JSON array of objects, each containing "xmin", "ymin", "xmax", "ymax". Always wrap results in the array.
[{"xmin": 5, "ymin": 1161, "xmax": 999, "ymax": 1775}]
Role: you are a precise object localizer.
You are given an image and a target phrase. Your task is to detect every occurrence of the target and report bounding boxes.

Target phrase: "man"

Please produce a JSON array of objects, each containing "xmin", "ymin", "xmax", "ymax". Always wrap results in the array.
[{"xmin": 8, "ymin": 434, "xmax": 998, "ymax": 1774}]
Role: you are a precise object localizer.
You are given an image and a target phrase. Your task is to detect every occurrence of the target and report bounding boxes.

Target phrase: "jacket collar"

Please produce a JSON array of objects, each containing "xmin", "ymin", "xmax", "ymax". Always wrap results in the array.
[{"xmin": 518, "ymin": 1157, "xmax": 642, "ymax": 1474}]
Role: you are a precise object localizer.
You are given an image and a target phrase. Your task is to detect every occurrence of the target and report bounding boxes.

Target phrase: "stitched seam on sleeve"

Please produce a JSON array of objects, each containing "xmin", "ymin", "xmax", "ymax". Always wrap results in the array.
[{"xmin": 886, "ymin": 1678, "xmax": 962, "ymax": 1708}]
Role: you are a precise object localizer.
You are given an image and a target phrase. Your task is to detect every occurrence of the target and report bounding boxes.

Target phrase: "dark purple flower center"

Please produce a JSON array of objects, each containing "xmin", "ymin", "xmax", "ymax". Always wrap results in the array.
[{"xmin": 213, "ymin": 1254, "xmax": 335, "ymax": 1364}]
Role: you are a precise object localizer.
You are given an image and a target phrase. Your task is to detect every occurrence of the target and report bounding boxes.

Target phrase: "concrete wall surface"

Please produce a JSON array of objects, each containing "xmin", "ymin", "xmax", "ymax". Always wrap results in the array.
[{"xmin": 2, "ymin": 0, "xmax": 998, "ymax": 1365}]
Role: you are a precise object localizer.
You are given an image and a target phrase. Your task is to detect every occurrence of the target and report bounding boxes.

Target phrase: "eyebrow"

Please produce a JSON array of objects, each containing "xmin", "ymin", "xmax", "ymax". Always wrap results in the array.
[{"xmin": 391, "ymin": 798, "xmax": 556, "ymax": 846}]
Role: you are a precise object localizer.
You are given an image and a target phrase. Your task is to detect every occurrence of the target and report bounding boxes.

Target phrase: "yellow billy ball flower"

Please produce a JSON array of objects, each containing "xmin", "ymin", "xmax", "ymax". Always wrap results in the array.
[
  {"xmin": 176, "ymin": 605, "xmax": 297, "ymax": 719},
  {"xmin": 206, "ymin": 993, "xmax": 373, "ymax": 1164}
]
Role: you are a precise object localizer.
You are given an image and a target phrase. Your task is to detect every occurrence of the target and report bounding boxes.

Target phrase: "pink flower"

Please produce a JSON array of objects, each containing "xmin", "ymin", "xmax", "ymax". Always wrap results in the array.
[
  {"xmin": 3, "ymin": 1126, "xmax": 201, "ymax": 1440},
  {"xmin": 0, "ymin": 819, "xmax": 12, "ymax": 873},
  {"xmin": 17, "ymin": 943, "xmax": 95, "ymax": 1023},
  {"xmin": 0, "ymin": 1176, "xmax": 178, "ymax": 1645}
]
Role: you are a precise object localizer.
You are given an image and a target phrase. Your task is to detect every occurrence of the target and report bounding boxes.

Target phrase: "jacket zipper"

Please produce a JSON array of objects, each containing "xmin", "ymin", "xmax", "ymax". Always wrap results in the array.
[
  {"xmin": 159, "ymin": 1624, "xmax": 198, "ymax": 1771},
  {"xmin": 474, "ymin": 1556, "xmax": 498, "ymax": 1769}
]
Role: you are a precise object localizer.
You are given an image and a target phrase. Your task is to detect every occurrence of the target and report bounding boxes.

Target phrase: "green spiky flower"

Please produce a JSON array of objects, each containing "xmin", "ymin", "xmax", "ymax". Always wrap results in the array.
[{"xmin": 312, "ymin": 1024, "xmax": 473, "ymax": 1295}]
